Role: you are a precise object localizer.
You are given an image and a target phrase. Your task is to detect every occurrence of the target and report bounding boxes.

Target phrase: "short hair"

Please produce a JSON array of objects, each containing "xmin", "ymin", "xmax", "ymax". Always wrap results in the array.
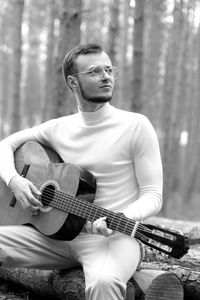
[{"xmin": 62, "ymin": 43, "xmax": 103, "ymax": 84}]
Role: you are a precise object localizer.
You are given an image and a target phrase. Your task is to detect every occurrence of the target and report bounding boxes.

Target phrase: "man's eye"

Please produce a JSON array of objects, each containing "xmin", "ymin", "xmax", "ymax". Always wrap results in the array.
[
  {"xmin": 106, "ymin": 67, "xmax": 113, "ymax": 74},
  {"xmin": 91, "ymin": 68, "xmax": 102, "ymax": 74}
]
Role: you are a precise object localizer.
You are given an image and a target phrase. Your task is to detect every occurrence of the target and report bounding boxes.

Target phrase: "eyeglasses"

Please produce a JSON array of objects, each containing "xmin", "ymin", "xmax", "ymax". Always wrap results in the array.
[{"xmin": 72, "ymin": 66, "xmax": 119, "ymax": 80}]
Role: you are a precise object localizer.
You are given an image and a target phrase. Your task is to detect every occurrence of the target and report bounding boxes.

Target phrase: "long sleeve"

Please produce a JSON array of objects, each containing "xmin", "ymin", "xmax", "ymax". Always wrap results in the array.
[
  {"xmin": 0, "ymin": 129, "xmax": 37, "ymax": 185},
  {"xmin": 123, "ymin": 116, "xmax": 163, "ymax": 221}
]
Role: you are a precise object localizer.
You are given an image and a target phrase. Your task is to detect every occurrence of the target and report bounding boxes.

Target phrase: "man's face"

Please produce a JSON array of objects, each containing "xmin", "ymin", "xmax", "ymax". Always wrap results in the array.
[{"xmin": 74, "ymin": 51, "xmax": 115, "ymax": 104}]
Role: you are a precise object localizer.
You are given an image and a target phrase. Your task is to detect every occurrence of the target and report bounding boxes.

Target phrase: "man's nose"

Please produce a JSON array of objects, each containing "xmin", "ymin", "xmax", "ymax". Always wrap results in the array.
[{"xmin": 102, "ymin": 69, "xmax": 110, "ymax": 79}]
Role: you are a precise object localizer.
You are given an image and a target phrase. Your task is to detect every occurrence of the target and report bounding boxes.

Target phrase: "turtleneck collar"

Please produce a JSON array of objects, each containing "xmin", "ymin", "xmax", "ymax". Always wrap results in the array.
[{"xmin": 78, "ymin": 102, "xmax": 114, "ymax": 125}]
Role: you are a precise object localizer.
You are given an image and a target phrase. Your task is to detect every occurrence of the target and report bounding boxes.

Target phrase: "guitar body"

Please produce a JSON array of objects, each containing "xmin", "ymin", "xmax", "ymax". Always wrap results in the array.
[{"xmin": 0, "ymin": 141, "xmax": 96, "ymax": 240}]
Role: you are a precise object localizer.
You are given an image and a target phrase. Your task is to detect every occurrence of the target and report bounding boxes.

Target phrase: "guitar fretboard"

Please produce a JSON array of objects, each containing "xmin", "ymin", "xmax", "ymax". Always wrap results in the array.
[
  {"xmin": 38, "ymin": 185, "xmax": 187, "ymax": 259},
  {"xmin": 42, "ymin": 188, "xmax": 137, "ymax": 237}
]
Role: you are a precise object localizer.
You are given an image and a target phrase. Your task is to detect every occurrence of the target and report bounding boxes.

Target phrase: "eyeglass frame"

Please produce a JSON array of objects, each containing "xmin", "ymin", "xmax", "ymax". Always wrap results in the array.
[{"xmin": 71, "ymin": 65, "xmax": 119, "ymax": 80}]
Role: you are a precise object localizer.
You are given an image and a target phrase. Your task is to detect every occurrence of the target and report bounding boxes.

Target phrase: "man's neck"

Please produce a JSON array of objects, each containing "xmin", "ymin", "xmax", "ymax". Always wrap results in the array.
[{"xmin": 78, "ymin": 101, "xmax": 106, "ymax": 113}]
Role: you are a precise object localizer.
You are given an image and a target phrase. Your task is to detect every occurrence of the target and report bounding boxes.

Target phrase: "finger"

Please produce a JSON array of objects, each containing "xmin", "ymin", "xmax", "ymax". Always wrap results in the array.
[
  {"xmin": 86, "ymin": 221, "xmax": 93, "ymax": 231},
  {"xmin": 26, "ymin": 190, "xmax": 42, "ymax": 207},
  {"xmin": 98, "ymin": 216, "xmax": 107, "ymax": 222},
  {"xmin": 92, "ymin": 218, "xmax": 106, "ymax": 235},
  {"xmin": 30, "ymin": 208, "xmax": 40, "ymax": 216},
  {"xmin": 92, "ymin": 227, "xmax": 98, "ymax": 234},
  {"xmin": 93, "ymin": 217, "xmax": 113, "ymax": 236},
  {"xmin": 91, "ymin": 220, "xmax": 100, "ymax": 234},
  {"xmin": 102, "ymin": 228, "xmax": 114, "ymax": 237},
  {"xmin": 18, "ymin": 191, "xmax": 40, "ymax": 214},
  {"xmin": 93, "ymin": 216, "xmax": 107, "ymax": 225},
  {"xmin": 29, "ymin": 183, "xmax": 42, "ymax": 205},
  {"xmin": 93, "ymin": 216, "xmax": 107, "ymax": 228},
  {"xmin": 30, "ymin": 183, "xmax": 41, "ymax": 196}
]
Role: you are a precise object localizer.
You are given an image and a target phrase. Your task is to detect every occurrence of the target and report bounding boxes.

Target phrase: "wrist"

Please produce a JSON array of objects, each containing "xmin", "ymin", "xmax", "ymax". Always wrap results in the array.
[{"xmin": 8, "ymin": 174, "xmax": 22, "ymax": 189}]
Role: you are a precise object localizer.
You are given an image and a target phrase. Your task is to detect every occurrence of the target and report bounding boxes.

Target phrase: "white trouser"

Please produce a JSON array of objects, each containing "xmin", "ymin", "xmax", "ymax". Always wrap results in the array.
[{"xmin": 0, "ymin": 225, "xmax": 141, "ymax": 300}]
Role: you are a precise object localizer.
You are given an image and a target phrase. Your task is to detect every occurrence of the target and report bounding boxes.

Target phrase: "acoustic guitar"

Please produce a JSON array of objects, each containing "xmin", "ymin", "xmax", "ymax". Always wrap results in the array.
[{"xmin": 0, "ymin": 141, "xmax": 189, "ymax": 259}]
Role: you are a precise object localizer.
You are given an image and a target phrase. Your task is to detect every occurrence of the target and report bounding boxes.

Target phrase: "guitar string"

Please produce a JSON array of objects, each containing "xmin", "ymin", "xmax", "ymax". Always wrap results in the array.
[
  {"xmin": 36, "ymin": 185, "xmax": 173, "ymax": 241},
  {"xmin": 25, "ymin": 183, "xmax": 169, "ymax": 239},
  {"xmin": 14, "ymin": 183, "xmax": 173, "ymax": 253},
  {"xmin": 39, "ymin": 190, "xmax": 174, "ymax": 249},
  {"xmin": 35, "ymin": 186, "xmax": 152, "ymax": 234},
  {"xmin": 37, "ymin": 186, "xmax": 149, "ymax": 241}
]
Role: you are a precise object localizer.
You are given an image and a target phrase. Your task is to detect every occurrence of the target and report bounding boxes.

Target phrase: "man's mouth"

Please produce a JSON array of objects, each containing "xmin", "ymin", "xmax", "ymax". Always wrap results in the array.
[{"xmin": 100, "ymin": 84, "xmax": 112, "ymax": 88}]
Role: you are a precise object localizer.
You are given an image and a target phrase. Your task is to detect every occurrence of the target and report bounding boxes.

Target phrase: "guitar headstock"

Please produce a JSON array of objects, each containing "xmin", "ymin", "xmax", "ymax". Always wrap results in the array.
[{"xmin": 136, "ymin": 223, "xmax": 189, "ymax": 259}]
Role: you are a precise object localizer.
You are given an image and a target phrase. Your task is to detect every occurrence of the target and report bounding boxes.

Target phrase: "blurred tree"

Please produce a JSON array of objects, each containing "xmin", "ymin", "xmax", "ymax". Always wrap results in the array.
[
  {"xmin": 118, "ymin": 0, "xmax": 131, "ymax": 110},
  {"xmin": 10, "ymin": 0, "xmax": 24, "ymax": 133},
  {"xmin": 22, "ymin": 0, "xmax": 47, "ymax": 128},
  {"xmin": 183, "ymin": 15, "xmax": 200, "ymax": 205},
  {"xmin": 161, "ymin": 0, "xmax": 188, "ymax": 215},
  {"xmin": 107, "ymin": 0, "xmax": 120, "ymax": 106},
  {"xmin": 107, "ymin": 0, "xmax": 120, "ymax": 65},
  {"xmin": 81, "ymin": 0, "xmax": 107, "ymax": 46},
  {"xmin": 42, "ymin": 0, "xmax": 56, "ymax": 121},
  {"xmin": 52, "ymin": 0, "xmax": 82, "ymax": 118},
  {"xmin": 143, "ymin": 0, "xmax": 168, "ymax": 128},
  {"xmin": 176, "ymin": 2, "xmax": 195, "ymax": 204},
  {"xmin": 0, "ymin": 2, "xmax": 12, "ymax": 138},
  {"xmin": 131, "ymin": 0, "xmax": 145, "ymax": 112}
]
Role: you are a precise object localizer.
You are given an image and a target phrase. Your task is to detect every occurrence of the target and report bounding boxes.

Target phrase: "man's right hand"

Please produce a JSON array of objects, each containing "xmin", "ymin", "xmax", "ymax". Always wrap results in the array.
[{"xmin": 9, "ymin": 175, "xmax": 42, "ymax": 215}]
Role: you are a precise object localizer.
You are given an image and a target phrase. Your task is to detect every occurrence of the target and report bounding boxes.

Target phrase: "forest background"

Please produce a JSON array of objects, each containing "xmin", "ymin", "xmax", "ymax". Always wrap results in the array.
[{"xmin": 0, "ymin": 0, "xmax": 200, "ymax": 221}]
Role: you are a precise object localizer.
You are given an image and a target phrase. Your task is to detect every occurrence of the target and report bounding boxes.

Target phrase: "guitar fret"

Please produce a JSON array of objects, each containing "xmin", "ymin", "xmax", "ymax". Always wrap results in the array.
[
  {"xmin": 124, "ymin": 219, "xmax": 135, "ymax": 236},
  {"xmin": 105, "ymin": 211, "xmax": 116, "ymax": 229},
  {"xmin": 112, "ymin": 212, "xmax": 123, "ymax": 232},
  {"xmin": 90, "ymin": 204, "xmax": 101, "ymax": 221},
  {"xmin": 131, "ymin": 221, "xmax": 139, "ymax": 237},
  {"xmin": 53, "ymin": 191, "xmax": 134, "ymax": 235},
  {"xmin": 48, "ymin": 189, "xmax": 187, "ymax": 259},
  {"xmin": 122, "ymin": 217, "xmax": 129, "ymax": 234}
]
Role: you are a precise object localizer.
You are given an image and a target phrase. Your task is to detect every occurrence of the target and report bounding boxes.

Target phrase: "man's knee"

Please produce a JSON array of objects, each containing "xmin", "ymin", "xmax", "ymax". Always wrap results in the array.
[{"xmin": 86, "ymin": 273, "xmax": 126, "ymax": 299}]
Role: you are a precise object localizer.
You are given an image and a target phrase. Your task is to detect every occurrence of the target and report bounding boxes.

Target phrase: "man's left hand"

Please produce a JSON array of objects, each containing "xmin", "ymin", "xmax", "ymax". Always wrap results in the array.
[{"xmin": 86, "ymin": 217, "xmax": 114, "ymax": 237}]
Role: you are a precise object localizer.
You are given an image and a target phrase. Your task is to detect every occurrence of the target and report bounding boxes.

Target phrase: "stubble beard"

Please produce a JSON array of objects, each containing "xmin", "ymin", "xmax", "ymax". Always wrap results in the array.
[{"xmin": 78, "ymin": 80, "xmax": 113, "ymax": 104}]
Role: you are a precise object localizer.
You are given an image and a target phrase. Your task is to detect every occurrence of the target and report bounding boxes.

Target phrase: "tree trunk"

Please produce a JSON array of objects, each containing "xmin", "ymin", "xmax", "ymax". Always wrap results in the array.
[
  {"xmin": 107, "ymin": 0, "xmax": 120, "ymax": 66},
  {"xmin": 131, "ymin": 0, "xmax": 145, "ymax": 113},
  {"xmin": 0, "ymin": 266, "xmax": 184, "ymax": 300},
  {"xmin": 42, "ymin": 0, "xmax": 56, "ymax": 122},
  {"xmin": 143, "ymin": 0, "xmax": 167, "ymax": 128},
  {"xmin": 0, "ymin": 11, "xmax": 10, "ymax": 139},
  {"xmin": 21, "ymin": 1, "xmax": 47, "ymax": 128},
  {"xmin": 183, "ymin": 19, "xmax": 200, "ymax": 203},
  {"xmin": 161, "ymin": 0, "xmax": 185, "ymax": 215},
  {"xmin": 140, "ymin": 261, "xmax": 200, "ymax": 300},
  {"xmin": 10, "ymin": 0, "xmax": 24, "ymax": 133},
  {"xmin": 118, "ymin": 0, "xmax": 130, "ymax": 110},
  {"xmin": 53, "ymin": 0, "xmax": 82, "ymax": 118},
  {"xmin": 107, "ymin": 0, "xmax": 120, "ymax": 106}
]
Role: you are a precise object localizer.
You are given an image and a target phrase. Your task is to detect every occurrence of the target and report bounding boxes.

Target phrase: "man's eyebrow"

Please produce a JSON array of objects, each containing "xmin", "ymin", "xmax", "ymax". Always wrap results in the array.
[{"xmin": 88, "ymin": 65, "xmax": 112, "ymax": 70}]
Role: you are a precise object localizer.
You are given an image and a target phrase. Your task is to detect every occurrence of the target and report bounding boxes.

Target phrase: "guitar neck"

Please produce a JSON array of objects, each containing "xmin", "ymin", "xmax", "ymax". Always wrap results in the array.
[
  {"xmin": 38, "ymin": 181, "xmax": 188, "ymax": 259},
  {"xmin": 51, "ymin": 190, "xmax": 137, "ymax": 237}
]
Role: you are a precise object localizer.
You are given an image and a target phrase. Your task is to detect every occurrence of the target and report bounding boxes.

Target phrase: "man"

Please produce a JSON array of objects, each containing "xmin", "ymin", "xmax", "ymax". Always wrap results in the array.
[{"xmin": 0, "ymin": 43, "xmax": 163, "ymax": 300}]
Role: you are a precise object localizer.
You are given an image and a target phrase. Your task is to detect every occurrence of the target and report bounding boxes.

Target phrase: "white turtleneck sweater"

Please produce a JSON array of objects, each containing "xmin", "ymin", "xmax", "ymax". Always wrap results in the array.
[{"xmin": 0, "ymin": 103, "xmax": 163, "ymax": 221}]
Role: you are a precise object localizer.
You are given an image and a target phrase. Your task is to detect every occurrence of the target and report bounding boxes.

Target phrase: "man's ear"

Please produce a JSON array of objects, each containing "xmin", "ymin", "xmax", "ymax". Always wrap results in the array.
[{"xmin": 67, "ymin": 76, "xmax": 78, "ymax": 89}]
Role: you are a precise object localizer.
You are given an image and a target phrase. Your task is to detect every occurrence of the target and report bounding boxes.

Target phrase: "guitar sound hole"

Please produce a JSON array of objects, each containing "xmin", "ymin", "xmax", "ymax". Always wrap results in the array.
[{"xmin": 41, "ymin": 185, "xmax": 55, "ymax": 207}]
